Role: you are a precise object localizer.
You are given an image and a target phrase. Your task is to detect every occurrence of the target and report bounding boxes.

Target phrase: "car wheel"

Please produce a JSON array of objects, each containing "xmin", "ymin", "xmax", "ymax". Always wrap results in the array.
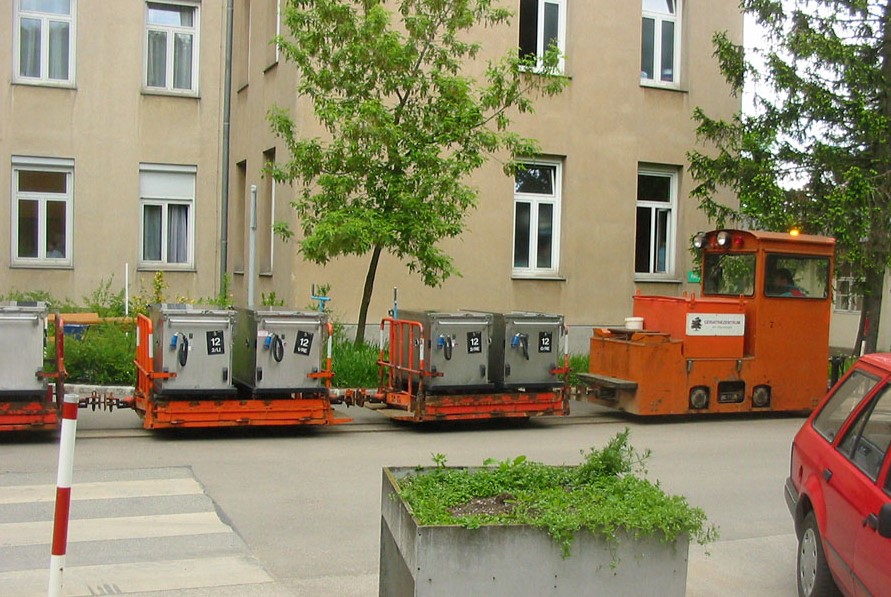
[{"xmin": 797, "ymin": 512, "xmax": 841, "ymax": 597}]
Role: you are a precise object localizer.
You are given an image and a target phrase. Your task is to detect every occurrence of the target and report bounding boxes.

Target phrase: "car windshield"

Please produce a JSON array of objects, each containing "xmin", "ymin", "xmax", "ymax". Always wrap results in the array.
[{"xmin": 813, "ymin": 370, "xmax": 880, "ymax": 442}]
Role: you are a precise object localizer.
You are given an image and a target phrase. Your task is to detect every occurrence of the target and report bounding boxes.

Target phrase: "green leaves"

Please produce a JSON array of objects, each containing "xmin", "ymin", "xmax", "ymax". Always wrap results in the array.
[
  {"xmin": 691, "ymin": 1, "xmax": 891, "ymax": 351},
  {"xmin": 271, "ymin": 0, "xmax": 568, "ymax": 289},
  {"xmin": 397, "ymin": 430, "xmax": 718, "ymax": 558}
]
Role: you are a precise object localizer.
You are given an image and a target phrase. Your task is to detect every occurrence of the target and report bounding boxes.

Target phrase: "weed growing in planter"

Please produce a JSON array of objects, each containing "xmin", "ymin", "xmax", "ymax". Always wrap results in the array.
[{"xmin": 397, "ymin": 429, "xmax": 718, "ymax": 557}]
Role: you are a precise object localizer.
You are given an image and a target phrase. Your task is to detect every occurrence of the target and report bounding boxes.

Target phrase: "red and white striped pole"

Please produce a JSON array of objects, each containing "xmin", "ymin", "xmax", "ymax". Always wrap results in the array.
[{"xmin": 49, "ymin": 393, "xmax": 79, "ymax": 597}]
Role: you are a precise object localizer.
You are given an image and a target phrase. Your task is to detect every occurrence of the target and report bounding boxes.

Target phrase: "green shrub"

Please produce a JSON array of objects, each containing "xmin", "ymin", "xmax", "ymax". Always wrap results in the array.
[
  {"xmin": 83, "ymin": 277, "xmax": 127, "ymax": 317},
  {"xmin": 333, "ymin": 339, "xmax": 380, "ymax": 388},
  {"xmin": 397, "ymin": 429, "xmax": 718, "ymax": 558},
  {"xmin": 568, "ymin": 353, "xmax": 589, "ymax": 387},
  {"xmin": 51, "ymin": 323, "xmax": 137, "ymax": 385}
]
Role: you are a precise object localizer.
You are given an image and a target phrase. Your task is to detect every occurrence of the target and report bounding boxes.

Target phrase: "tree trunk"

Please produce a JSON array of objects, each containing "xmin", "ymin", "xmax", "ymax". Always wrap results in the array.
[
  {"xmin": 860, "ymin": 3, "xmax": 891, "ymax": 355},
  {"xmin": 856, "ymin": 266, "xmax": 885, "ymax": 354},
  {"xmin": 355, "ymin": 245, "xmax": 383, "ymax": 346}
]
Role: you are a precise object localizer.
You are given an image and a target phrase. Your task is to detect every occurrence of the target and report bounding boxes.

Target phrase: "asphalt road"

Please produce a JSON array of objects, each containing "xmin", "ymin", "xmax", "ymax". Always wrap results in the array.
[{"xmin": 0, "ymin": 398, "xmax": 806, "ymax": 596}]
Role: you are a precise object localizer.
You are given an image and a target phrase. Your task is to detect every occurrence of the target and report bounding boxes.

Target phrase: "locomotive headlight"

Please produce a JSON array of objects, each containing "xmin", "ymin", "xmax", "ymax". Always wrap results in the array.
[
  {"xmin": 752, "ymin": 385, "xmax": 771, "ymax": 408},
  {"xmin": 716, "ymin": 231, "xmax": 731, "ymax": 247},
  {"xmin": 692, "ymin": 232, "xmax": 706, "ymax": 249},
  {"xmin": 689, "ymin": 386, "xmax": 710, "ymax": 410}
]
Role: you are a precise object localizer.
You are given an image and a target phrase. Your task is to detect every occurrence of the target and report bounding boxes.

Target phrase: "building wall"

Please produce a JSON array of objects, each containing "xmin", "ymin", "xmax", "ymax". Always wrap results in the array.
[
  {"xmin": 0, "ymin": 0, "xmax": 226, "ymax": 304},
  {"xmin": 227, "ymin": 1, "xmax": 743, "ymax": 334}
]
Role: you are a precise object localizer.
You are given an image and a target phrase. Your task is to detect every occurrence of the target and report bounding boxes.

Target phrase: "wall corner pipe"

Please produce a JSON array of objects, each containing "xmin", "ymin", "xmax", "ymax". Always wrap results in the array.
[{"xmin": 219, "ymin": 0, "xmax": 235, "ymax": 293}]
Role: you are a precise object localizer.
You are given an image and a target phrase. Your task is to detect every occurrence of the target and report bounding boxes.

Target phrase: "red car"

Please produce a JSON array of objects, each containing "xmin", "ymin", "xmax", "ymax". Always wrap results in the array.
[{"xmin": 785, "ymin": 353, "xmax": 891, "ymax": 596}]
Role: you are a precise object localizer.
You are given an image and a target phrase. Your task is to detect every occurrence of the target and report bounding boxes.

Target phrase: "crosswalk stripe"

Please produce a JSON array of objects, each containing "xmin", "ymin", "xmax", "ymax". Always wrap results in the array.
[
  {"xmin": 0, "ymin": 477, "xmax": 204, "ymax": 505},
  {"xmin": 1, "ymin": 511, "xmax": 231, "ymax": 547},
  {"xmin": 0, "ymin": 555, "xmax": 273, "ymax": 597},
  {"xmin": 1, "ymin": 469, "xmax": 273, "ymax": 594}
]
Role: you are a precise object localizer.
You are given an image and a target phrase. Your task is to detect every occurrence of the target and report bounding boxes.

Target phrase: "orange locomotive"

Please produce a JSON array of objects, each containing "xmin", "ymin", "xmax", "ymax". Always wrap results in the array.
[{"xmin": 584, "ymin": 229, "xmax": 835, "ymax": 415}]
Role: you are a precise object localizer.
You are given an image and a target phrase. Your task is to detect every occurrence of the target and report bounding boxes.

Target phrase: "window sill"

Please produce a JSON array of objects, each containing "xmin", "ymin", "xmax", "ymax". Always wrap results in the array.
[
  {"xmin": 10, "ymin": 262, "xmax": 73, "ymax": 269},
  {"xmin": 141, "ymin": 88, "xmax": 200, "ymax": 99},
  {"xmin": 518, "ymin": 64, "xmax": 567, "ymax": 78},
  {"xmin": 137, "ymin": 265, "xmax": 197, "ymax": 273},
  {"xmin": 12, "ymin": 80, "xmax": 76, "ymax": 90},
  {"xmin": 639, "ymin": 80, "xmax": 685, "ymax": 93},
  {"xmin": 511, "ymin": 274, "xmax": 566, "ymax": 281},
  {"xmin": 264, "ymin": 61, "xmax": 279, "ymax": 74},
  {"xmin": 635, "ymin": 276, "xmax": 683, "ymax": 284}
]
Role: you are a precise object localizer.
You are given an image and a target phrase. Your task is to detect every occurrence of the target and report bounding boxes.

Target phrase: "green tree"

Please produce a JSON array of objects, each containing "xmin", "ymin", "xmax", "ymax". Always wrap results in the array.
[
  {"xmin": 689, "ymin": 0, "xmax": 891, "ymax": 354},
  {"xmin": 268, "ymin": 0, "xmax": 567, "ymax": 344}
]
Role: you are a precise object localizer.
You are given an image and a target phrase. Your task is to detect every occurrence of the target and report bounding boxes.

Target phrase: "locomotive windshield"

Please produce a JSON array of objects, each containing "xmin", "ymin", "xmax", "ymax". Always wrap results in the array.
[
  {"xmin": 764, "ymin": 254, "xmax": 830, "ymax": 299},
  {"xmin": 703, "ymin": 253, "xmax": 755, "ymax": 296}
]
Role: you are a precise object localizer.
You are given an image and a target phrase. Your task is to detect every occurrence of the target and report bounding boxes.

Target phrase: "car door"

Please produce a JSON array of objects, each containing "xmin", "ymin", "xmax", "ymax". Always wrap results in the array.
[
  {"xmin": 847, "ymin": 386, "xmax": 891, "ymax": 596},
  {"xmin": 810, "ymin": 369, "xmax": 882, "ymax": 593}
]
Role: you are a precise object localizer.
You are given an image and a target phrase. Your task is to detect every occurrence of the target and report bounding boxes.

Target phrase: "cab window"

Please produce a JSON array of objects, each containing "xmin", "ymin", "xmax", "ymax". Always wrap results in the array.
[
  {"xmin": 765, "ymin": 254, "xmax": 830, "ymax": 299},
  {"xmin": 838, "ymin": 384, "xmax": 891, "ymax": 481},
  {"xmin": 703, "ymin": 253, "xmax": 755, "ymax": 296},
  {"xmin": 813, "ymin": 370, "xmax": 880, "ymax": 442}
]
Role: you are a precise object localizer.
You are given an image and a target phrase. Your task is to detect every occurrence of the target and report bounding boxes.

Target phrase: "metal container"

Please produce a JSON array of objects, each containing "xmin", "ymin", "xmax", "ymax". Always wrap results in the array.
[
  {"xmin": 0, "ymin": 302, "xmax": 48, "ymax": 397},
  {"xmin": 397, "ymin": 310, "xmax": 494, "ymax": 393},
  {"xmin": 487, "ymin": 311, "xmax": 565, "ymax": 390},
  {"xmin": 150, "ymin": 304, "xmax": 237, "ymax": 396},
  {"xmin": 232, "ymin": 308, "xmax": 328, "ymax": 394}
]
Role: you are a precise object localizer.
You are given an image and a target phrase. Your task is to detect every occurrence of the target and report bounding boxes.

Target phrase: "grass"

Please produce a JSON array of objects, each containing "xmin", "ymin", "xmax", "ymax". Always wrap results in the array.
[{"xmin": 396, "ymin": 429, "xmax": 718, "ymax": 558}]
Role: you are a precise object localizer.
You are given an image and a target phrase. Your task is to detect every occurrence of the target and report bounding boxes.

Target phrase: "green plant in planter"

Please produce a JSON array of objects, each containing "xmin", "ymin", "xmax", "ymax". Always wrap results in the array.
[{"xmin": 397, "ymin": 429, "xmax": 718, "ymax": 558}]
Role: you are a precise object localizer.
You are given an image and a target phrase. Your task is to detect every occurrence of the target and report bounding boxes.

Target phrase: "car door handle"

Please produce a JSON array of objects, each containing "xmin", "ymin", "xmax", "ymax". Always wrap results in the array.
[
  {"xmin": 823, "ymin": 468, "xmax": 833, "ymax": 482},
  {"xmin": 864, "ymin": 513, "xmax": 878, "ymax": 530}
]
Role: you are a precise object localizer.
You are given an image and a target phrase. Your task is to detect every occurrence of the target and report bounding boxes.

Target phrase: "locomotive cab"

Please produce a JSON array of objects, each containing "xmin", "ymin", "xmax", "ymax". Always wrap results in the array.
[{"xmin": 586, "ymin": 229, "xmax": 835, "ymax": 415}]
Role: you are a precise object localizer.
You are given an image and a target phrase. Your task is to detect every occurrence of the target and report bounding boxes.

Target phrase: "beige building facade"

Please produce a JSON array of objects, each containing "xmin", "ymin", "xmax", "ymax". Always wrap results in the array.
[
  {"xmin": 2, "ymin": 1, "xmax": 763, "ymax": 352},
  {"xmin": 1, "ymin": 0, "xmax": 227, "ymax": 305},
  {"xmin": 227, "ymin": 0, "xmax": 744, "ymax": 347}
]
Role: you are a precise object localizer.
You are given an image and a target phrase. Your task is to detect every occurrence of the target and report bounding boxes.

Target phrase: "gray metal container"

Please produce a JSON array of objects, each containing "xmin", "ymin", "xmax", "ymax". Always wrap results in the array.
[
  {"xmin": 232, "ymin": 308, "xmax": 328, "ymax": 394},
  {"xmin": 487, "ymin": 311, "xmax": 565, "ymax": 390},
  {"xmin": 397, "ymin": 310, "xmax": 494, "ymax": 393},
  {"xmin": 0, "ymin": 302, "xmax": 48, "ymax": 397},
  {"xmin": 150, "ymin": 304, "xmax": 237, "ymax": 396}
]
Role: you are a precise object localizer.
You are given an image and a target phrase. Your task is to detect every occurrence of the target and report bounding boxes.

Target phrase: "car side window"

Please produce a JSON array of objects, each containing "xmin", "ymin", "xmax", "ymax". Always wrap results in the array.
[
  {"xmin": 814, "ymin": 370, "xmax": 880, "ymax": 442},
  {"xmin": 838, "ymin": 384, "xmax": 891, "ymax": 482}
]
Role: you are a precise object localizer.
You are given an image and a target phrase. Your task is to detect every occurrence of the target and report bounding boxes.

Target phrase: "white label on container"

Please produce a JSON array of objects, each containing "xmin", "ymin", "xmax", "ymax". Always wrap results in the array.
[{"xmin": 686, "ymin": 313, "xmax": 745, "ymax": 336}]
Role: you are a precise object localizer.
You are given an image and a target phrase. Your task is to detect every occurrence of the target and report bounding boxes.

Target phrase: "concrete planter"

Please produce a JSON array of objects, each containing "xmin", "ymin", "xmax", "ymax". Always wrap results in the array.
[{"xmin": 379, "ymin": 466, "xmax": 689, "ymax": 597}]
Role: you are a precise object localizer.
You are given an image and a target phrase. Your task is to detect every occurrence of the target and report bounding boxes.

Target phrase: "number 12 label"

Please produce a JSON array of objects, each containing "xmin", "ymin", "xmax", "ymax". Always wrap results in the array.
[
  {"xmin": 538, "ymin": 332, "xmax": 552, "ymax": 353},
  {"xmin": 206, "ymin": 330, "xmax": 225, "ymax": 355},
  {"xmin": 294, "ymin": 331, "xmax": 314, "ymax": 356},
  {"xmin": 467, "ymin": 331, "xmax": 482, "ymax": 354}
]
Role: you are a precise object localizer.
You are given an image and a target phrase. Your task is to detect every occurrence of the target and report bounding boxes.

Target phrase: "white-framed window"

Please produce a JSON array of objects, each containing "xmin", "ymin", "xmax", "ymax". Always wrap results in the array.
[
  {"xmin": 641, "ymin": 0, "xmax": 681, "ymax": 86},
  {"xmin": 260, "ymin": 148, "xmax": 275, "ymax": 274},
  {"xmin": 635, "ymin": 165, "xmax": 678, "ymax": 277},
  {"xmin": 513, "ymin": 158, "xmax": 562, "ymax": 277},
  {"xmin": 265, "ymin": 0, "xmax": 281, "ymax": 68},
  {"xmin": 144, "ymin": 1, "xmax": 199, "ymax": 94},
  {"xmin": 13, "ymin": 0, "xmax": 76, "ymax": 86},
  {"xmin": 11, "ymin": 156, "xmax": 74, "ymax": 267},
  {"xmin": 139, "ymin": 164, "xmax": 196, "ymax": 269},
  {"xmin": 518, "ymin": 0, "xmax": 566, "ymax": 72},
  {"xmin": 834, "ymin": 263, "xmax": 862, "ymax": 313}
]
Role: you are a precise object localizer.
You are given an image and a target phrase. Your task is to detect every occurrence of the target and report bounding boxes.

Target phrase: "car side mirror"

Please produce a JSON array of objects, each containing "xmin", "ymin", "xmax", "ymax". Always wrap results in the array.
[{"xmin": 878, "ymin": 503, "xmax": 891, "ymax": 539}]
